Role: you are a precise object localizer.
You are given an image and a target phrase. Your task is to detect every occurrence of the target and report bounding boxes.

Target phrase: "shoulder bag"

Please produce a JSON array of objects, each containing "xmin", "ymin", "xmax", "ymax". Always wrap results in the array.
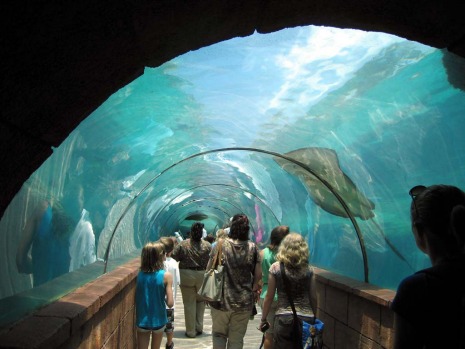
[
  {"xmin": 280, "ymin": 262, "xmax": 324, "ymax": 349},
  {"xmin": 198, "ymin": 239, "xmax": 224, "ymax": 302}
]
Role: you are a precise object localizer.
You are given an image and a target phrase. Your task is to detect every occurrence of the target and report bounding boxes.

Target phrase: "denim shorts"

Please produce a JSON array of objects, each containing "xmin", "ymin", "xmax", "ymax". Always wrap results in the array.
[{"xmin": 137, "ymin": 325, "xmax": 166, "ymax": 333}]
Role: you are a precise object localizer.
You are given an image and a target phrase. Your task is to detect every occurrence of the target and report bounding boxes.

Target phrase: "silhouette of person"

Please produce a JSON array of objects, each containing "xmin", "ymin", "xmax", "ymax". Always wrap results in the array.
[
  {"xmin": 68, "ymin": 184, "xmax": 96, "ymax": 271},
  {"xmin": 16, "ymin": 199, "xmax": 74, "ymax": 287},
  {"xmin": 391, "ymin": 184, "xmax": 465, "ymax": 348}
]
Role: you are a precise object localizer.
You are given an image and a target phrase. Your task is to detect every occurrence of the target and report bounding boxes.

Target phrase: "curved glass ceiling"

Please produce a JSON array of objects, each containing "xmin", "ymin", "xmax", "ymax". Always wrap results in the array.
[{"xmin": 2, "ymin": 25, "xmax": 465, "ymax": 327}]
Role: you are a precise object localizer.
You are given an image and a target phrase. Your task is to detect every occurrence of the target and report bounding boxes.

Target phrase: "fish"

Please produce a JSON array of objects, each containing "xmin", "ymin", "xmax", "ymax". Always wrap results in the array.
[
  {"xmin": 274, "ymin": 147, "xmax": 413, "ymax": 272},
  {"xmin": 184, "ymin": 213, "xmax": 209, "ymax": 221},
  {"xmin": 274, "ymin": 147, "xmax": 375, "ymax": 220}
]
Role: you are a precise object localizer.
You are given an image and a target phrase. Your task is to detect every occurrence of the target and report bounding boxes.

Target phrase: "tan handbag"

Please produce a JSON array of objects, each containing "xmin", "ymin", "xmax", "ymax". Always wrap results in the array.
[{"xmin": 198, "ymin": 239, "xmax": 224, "ymax": 302}]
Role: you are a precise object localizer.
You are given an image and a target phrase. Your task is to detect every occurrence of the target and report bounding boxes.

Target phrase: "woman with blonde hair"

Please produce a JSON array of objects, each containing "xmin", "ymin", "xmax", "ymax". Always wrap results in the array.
[
  {"xmin": 260, "ymin": 233, "xmax": 316, "ymax": 348},
  {"xmin": 135, "ymin": 242, "xmax": 174, "ymax": 349}
]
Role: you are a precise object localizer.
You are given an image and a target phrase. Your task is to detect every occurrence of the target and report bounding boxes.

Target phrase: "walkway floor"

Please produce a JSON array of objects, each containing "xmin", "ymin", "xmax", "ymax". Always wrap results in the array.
[{"xmin": 161, "ymin": 289, "xmax": 264, "ymax": 349}]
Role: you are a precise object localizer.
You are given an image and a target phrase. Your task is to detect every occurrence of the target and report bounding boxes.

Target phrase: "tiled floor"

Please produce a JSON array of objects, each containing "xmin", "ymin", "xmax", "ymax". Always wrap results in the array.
[{"xmin": 161, "ymin": 289, "xmax": 264, "ymax": 349}]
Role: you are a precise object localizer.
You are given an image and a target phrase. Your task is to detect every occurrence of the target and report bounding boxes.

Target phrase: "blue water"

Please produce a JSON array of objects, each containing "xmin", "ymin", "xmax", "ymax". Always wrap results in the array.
[{"xmin": 2, "ymin": 26, "xmax": 465, "ymax": 325}]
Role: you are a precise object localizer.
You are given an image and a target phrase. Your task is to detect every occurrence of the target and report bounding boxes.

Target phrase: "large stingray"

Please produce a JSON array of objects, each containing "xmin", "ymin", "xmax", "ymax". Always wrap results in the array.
[
  {"xmin": 274, "ymin": 147, "xmax": 413, "ymax": 271},
  {"xmin": 274, "ymin": 147, "xmax": 375, "ymax": 220}
]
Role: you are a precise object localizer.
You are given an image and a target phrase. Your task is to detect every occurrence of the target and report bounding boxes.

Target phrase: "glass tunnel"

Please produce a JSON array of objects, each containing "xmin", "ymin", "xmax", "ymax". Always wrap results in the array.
[{"xmin": 2, "ymin": 25, "xmax": 465, "ymax": 328}]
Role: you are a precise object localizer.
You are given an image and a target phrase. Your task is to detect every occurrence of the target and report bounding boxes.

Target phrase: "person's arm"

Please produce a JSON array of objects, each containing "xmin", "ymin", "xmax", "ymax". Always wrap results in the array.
[
  {"xmin": 164, "ymin": 271, "xmax": 174, "ymax": 308},
  {"xmin": 16, "ymin": 201, "xmax": 48, "ymax": 274},
  {"xmin": 175, "ymin": 264, "xmax": 180, "ymax": 285},
  {"xmin": 309, "ymin": 269, "xmax": 317, "ymax": 315},
  {"xmin": 258, "ymin": 250, "xmax": 265, "ymax": 289},
  {"xmin": 253, "ymin": 252, "xmax": 262, "ymax": 293},
  {"xmin": 260, "ymin": 272, "xmax": 276, "ymax": 327},
  {"xmin": 393, "ymin": 313, "xmax": 424, "ymax": 349},
  {"xmin": 171, "ymin": 243, "xmax": 181, "ymax": 262},
  {"xmin": 206, "ymin": 243, "xmax": 218, "ymax": 270}
]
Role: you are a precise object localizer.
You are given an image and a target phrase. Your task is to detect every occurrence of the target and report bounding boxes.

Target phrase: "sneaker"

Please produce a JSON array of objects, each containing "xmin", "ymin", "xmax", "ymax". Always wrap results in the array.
[
  {"xmin": 165, "ymin": 342, "xmax": 174, "ymax": 349},
  {"xmin": 196, "ymin": 331, "xmax": 203, "ymax": 336}
]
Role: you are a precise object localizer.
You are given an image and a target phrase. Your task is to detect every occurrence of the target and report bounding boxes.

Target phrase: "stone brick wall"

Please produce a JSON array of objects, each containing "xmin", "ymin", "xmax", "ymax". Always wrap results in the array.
[
  {"xmin": 0, "ymin": 259, "xmax": 140, "ymax": 349},
  {"xmin": 0, "ymin": 259, "xmax": 396, "ymax": 349},
  {"xmin": 313, "ymin": 268, "xmax": 395, "ymax": 349}
]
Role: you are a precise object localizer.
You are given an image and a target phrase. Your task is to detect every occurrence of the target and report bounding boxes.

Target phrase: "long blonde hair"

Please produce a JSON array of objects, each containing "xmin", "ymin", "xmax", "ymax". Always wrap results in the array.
[
  {"xmin": 140, "ymin": 242, "xmax": 165, "ymax": 272},
  {"xmin": 276, "ymin": 233, "xmax": 309, "ymax": 270}
]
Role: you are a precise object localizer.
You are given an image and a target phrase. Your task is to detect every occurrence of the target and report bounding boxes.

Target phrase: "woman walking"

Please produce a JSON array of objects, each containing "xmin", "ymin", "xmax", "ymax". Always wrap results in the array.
[
  {"xmin": 258, "ymin": 225, "xmax": 289, "ymax": 349},
  {"xmin": 135, "ymin": 242, "xmax": 174, "ymax": 349},
  {"xmin": 172, "ymin": 222, "xmax": 212, "ymax": 338},
  {"xmin": 209, "ymin": 214, "xmax": 262, "ymax": 349},
  {"xmin": 260, "ymin": 233, "xmax": 316, "ymax": 348}
]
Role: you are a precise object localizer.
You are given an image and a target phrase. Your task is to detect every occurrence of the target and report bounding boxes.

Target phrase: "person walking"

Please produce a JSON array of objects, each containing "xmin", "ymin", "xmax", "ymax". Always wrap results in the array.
[
  {"xmin": 258, "ymin": 225, "xmax": 290, "ymax": 349},
  {"xmin": 260, "ymin": 233, "xmax": 316, "ymax": 348},
  {"xmin": 209, "ymin": 214, "xmax": 262, "ymax": 349},
  {"xmin": 172, "ymin": 222, "xmax": 212, "ymax": 338},
  {"xmin": 160, "ymin": 237, "xmax": 180, "ymax": 349},
  {"xmin": 135, "ymin": 242, "xmax": 174, "ymax": 349}
]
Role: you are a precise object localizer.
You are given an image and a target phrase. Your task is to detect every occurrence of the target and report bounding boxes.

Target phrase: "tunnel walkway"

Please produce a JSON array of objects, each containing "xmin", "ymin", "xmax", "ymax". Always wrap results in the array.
[{"xmin": 161, "ymin": 288, "xmax": 264, "ymax": 349}]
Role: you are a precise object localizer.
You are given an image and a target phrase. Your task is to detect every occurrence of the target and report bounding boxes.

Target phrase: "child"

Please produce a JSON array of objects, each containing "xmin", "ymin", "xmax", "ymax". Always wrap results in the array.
[
  {"xmin": 136, "ymin": 242, "xmax": 174, "ymax": 349},
  {"xmin": 160, "ymin": 237, "xmax": 180, "ymax": 349}
]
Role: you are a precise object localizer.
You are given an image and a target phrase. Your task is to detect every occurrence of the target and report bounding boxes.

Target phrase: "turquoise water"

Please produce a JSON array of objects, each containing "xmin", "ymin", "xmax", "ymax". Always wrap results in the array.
[{"xmin": 2, "ymin": 25, "xmax": 465, "ymax": 326}]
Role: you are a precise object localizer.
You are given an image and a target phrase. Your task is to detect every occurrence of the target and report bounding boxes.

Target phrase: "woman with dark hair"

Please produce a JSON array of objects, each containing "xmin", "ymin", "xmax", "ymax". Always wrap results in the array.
[
  {"xmin": 258, "ymin": 225, "xmax": 290, "ymax": 349},
  {"xmin": 391, "ymin": 184, "xmax": 465, "ymax": 348},
  {"xmin": 172, "ymin": 221, "xmax": 212, "ymax": 338},
  {"xmin": 208, "ymin": 214, "xmax": 262, "ymax": 349}
]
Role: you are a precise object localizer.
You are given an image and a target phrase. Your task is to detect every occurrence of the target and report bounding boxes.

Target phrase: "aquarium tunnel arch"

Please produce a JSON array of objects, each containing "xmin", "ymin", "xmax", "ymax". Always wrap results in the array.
[
  {"xmin": 103, "ymin": 147, "xmax": 367, "ymax": 280},
  {"xmin": 2, "ymin": 24, "xmax": 465, "ymax": 329}
]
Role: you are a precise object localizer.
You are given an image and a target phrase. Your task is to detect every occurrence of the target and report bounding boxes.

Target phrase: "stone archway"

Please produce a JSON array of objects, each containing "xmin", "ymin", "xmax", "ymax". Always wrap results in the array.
[{"xmin": 2, "ymin": 0, "xmax": 465, "ymax": 217}]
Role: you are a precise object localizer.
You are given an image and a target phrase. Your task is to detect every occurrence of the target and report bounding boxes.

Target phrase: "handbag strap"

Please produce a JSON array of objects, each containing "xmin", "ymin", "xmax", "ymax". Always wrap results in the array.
[
  {"xmin": 212, "ymin": 239, "xmax": 223, "ymax": 268},
  {"xmin": 280, "ymin": 262, "xmax": 299, "ymax": 319},
  {"xmin": 280, "ymin": 262, "xmax": 316, "ymax": 325},
  {"xmin": 280, "ymin": 262, "xmax": 303, "ymax": 349}
]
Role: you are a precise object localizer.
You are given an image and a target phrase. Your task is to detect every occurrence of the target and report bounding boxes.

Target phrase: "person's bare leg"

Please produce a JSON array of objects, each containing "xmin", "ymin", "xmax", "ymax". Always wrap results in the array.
[
  {"xmin": 264, "ymin": 332, "xmax": 273, "ymax": 349},
  {"xmin": 166, "ymin": 332, "xmax": 174, "ymax": 347},
  {"xmin": 137, "ymin": 330, "xmax": 151, "ymax": 349},
  {"xmin": 150, "ymin": 331, "xmax": 164, "ymax": 349}
]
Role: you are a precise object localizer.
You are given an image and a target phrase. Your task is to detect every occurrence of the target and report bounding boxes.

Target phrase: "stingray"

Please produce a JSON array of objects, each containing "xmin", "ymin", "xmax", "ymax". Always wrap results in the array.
[
  {"xmin": 185, "ymin": 213, "xmax": 209, "ymax": 221},
  {"xmin": 274, "ymin": 147, "xmax": 413, "ymax": 271},
  {"xmin": 274, "ymin": 147, "xmax": 375, "ymax": 220}
]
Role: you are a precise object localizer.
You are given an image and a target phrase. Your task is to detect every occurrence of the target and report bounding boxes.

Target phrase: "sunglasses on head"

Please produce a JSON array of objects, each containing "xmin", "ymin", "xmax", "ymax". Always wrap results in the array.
[{"xmin": 409, "ymin": 185, "xmax": 427, "ymax": 217}]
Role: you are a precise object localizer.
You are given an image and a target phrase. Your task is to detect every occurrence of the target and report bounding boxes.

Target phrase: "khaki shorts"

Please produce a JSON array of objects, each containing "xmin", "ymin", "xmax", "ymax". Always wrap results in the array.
[{"xmin": 258, "ymin": 298, "xmax": 278, "ymax": 334}]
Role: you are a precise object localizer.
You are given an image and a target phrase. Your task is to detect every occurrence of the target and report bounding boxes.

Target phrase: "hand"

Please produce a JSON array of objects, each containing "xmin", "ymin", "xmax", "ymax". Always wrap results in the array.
[{"xmin": 258, "ymin": 320, "xmax": 270, "ymax": 333}]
